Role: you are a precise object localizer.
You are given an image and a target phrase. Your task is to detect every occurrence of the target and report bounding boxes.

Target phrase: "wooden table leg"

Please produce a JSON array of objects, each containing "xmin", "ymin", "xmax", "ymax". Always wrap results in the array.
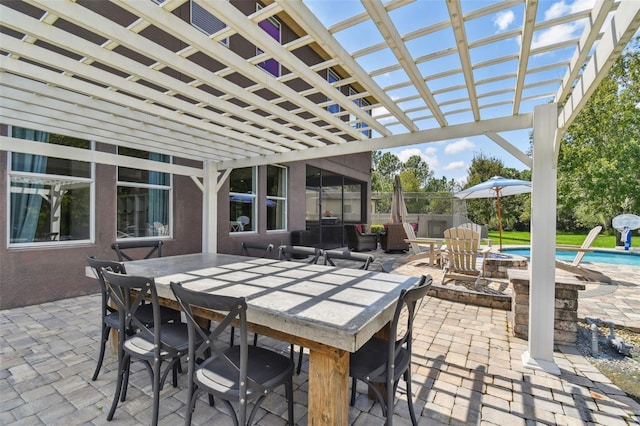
[
  {"xmin": 307, "ymin": 345, "xmax": 349, "ymax": 425},
  {"xmin": 429, "ymin": 242, "xmax": 435, "ymax": 266}
]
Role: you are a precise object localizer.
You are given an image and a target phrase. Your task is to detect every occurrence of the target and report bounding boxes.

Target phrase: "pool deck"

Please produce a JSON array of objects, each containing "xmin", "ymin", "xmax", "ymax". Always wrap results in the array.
[{"xmin": 389, "ymin": 249, "xmax": 640, "ymax": 331}]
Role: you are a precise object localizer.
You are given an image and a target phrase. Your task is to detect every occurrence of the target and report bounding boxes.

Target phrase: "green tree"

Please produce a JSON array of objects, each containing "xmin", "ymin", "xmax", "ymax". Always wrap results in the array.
[
  {"xmin": 463, "ymin": 154, "xmax": 531, "ymax": 231},
  {"xmin": 401, "ymin": 155, "xmax": 433, "ymax": 187},
  {"xmin": 558, "ymin": 37, "xmax": 640, "ymax": 231},
  {"xmin": 463, "ymin": 154, "xmax": 504, "ymax": 228}
]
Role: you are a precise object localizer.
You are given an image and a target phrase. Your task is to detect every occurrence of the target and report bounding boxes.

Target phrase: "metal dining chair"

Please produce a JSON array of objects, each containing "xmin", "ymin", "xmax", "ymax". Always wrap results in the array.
[
  {"xmin": 349, "ymin": 274, "xmax": 433, "ymax": 426},
  {"xmin": 233, "ymin": 241, "xmax": 276, "ymax": 347},
  {"xmin": 240, "ymin": 241, "xmax": 274, "ymax": 258},
  {"xmin": 277, "ymin": 245, "xmax": 323, "ymax": 264},
  {"xmin": 277, "ymin": 245, "xmax": 323, "ymax": 374},
  {"xmin": 101, "ymin": 269, "xmax": 195, "ymax": 425},
  {"xmin": 323, "ymin": 248, "xmax": 375, "ymax": 270},
  {"xmin": 111, "ymin": 239, "xmax": 164, "ymax": 262},
  {"xmin": 171, "ymin": 282, "xmax": 295, "ymax": 426},
  {"xmin": 86, "ymin": 256, "xmax": 180, "ymax": 381}
]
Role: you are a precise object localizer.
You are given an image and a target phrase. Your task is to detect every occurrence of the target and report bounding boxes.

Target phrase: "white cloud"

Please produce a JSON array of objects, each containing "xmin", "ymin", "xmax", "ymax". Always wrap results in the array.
[
  {"xmin": 531, "ymin": 23, "xmax": 581, "ymax": 50},
  {"xmin": 493, "ymin": 11, "xmax": 515, "ymax": 31},
  {"xmin": 544, "ymin": 0, "xmax": 595, "ymax": 20},
  {"xmin": 371, "ymin": 106, "xmax": 388, "ymax": 117},
  {"xmin": 396, "ymin": 147, "xmax": 439, "ymax": 170},
  {"xmin": 424, "ymin": 146, "xmax": 437, "ymax": 156},
  {"xmin": 532, "ymin": 0, "xmax": 595, "ymax": 49},
  {"xmin": 444, "ymin": 138, "xmax": 475, "ymax": 154},
  {"xmin": 443, "ymin": 161, "xmax": 466, "ymax": 171}
]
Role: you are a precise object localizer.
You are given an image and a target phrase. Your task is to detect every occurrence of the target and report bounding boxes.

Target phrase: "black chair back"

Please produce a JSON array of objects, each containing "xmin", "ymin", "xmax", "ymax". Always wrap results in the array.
[
  {"xmin": 87, "ymin": 256, "xmax": 126, "ymax": 315},
  {"xmin": 101, "ymin": 270, "xmax": 187, "ymax": 424},
  {"xmin": 277, "ymin": 245, "xmax": 322, "ymax": 264},
  {"xmin": 111, "ymin": 239, "xmax": 163, "ymax": 261},
  {"xmin": 240, "ymin": 241, "xmax": 274, "ymax": 258},
  {"xmin": 171, "ymin": 282, "xmax": 249, "ymax": 381},
  {"xmin": 101, "ymin": 270, "xmax": 162, "ymax": 349},
  {"xmin": 171, "ymin": 282, "xmax": 294, "ymax": 425},
  {"xmin": 349, "ymin": 274, "xmax": 433, "ymax": 425},
  {"xmin": 323, "ymin": 249, "xmax": 374, "ymax": 270},
  {"xmin": 389, "ymin": 275, "xmax": 432, "ymax": 365}
]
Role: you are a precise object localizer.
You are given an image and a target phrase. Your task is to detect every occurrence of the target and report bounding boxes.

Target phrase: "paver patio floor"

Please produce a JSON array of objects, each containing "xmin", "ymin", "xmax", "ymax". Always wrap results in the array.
[{"xmin": 1, "ymin": 248, "xmax": 639, "ymax": 425}]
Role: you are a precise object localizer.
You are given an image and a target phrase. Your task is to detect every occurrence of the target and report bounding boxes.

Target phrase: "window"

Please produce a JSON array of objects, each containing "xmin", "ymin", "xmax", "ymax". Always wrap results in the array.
[
  {"xmin": 191, "ymin": 0, "xmax": 229, "ymax": 46},
  {"xmin": 266, "ymin": 165, "xmax": 287, "ymax": 231},
  {"xmin": 360, "ymin": 98, "xmax": 371, "ymax": 138},
  {"xmin": 117, "ymin": 148, "xmax": 171, "ymax": 239},
  {"xmin": 8, "ymin": 127, "xmax": 93, "ymax": 245},
  {"xmin": 256, "ymin": 4, "xmax": 281, "ymax": 76},
  {"xmin": 229, "ymin": 167, "xmax": 256, "ymax": 233},
  {"xmin": 327, "ymin": 69, "xmax": 341, "ymax": 114},
  {"xmin": 349, "ymin": 87, "xmax": 372, "ymax": 137}
]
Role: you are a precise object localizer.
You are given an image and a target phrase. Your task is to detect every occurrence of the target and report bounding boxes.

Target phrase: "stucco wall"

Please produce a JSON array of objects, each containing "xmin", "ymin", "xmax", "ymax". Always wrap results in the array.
[{"xmin": 0, "ymin": 145, "xmax": 203, "ymax": 310}]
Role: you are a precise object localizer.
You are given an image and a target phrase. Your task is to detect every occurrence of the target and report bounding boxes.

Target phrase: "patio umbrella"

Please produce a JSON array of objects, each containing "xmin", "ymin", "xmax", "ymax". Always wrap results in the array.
[
  {"xmin": 390, "ymin": 174, "xmax": 408, "ymax": 223},
  {"xmin": 454, "ymin": 176, "xmax": 531, "ymax": 251}
]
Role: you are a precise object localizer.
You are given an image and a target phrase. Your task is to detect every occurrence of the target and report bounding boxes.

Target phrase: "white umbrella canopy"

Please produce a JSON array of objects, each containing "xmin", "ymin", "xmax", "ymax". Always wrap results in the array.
[
  {"xmin": 390, "ymin": 174, "xmax": 408, "ymax": 224},
  {"xmin": 454, "ymin": 176, "xmax": 532, "ymax": 250}
]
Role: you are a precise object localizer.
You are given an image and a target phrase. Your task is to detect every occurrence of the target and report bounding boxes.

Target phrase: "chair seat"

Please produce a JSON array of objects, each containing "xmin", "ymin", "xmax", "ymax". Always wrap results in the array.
[
  {"xmin": 134, "ymin": 304, "xmax": 180, "ymax": 327},
  {"xmin": 124, "ymin": 323, "xmax": 193, "ymax": 358},
  {"xmin": 196, "ymin": 346, "xmax": 294, "ymax": 398},
  {"xmin": 349, "ymin": 337, "xmax": 410, "ymax": 383},
  {"xmin": 104, "ymin": 311, "xmax": 120, "ymax": 329}
]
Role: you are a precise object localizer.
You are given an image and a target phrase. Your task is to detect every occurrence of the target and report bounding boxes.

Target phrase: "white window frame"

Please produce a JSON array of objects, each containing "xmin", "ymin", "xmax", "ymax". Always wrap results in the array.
[
  {"xmin": 191, "ymin": 0, "xmax": 229, "ymax": 47},
  {"xmin": 6, "ymin": 128, "xmax": 95, "ymax": 248},
  {"xmin": 266, "ymin": 165, "xmax": 287, "ymax": 232},
  {"xmin": 327, "ymin": 69, "xmax": 341, "ymax": 114},
  {"xmin": 229, "ymin": 166, "xmax": 257, "ymax": 234},
  {"xmin": 116, "ymin": 149, "xmax": 173, "ymax": 240}
]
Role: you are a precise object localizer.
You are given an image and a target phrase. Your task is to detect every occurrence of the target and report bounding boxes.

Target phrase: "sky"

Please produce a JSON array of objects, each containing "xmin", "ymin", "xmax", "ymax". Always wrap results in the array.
[{"xmin": 303, "ymin": 0, "xmax": 600, "ymax": 185}]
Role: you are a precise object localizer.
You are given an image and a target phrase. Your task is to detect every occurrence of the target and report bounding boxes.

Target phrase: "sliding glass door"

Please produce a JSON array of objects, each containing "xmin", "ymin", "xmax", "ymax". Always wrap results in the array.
[{"xmin": 305, "ymin": 166, "xmax": 366, "ymax": 248}]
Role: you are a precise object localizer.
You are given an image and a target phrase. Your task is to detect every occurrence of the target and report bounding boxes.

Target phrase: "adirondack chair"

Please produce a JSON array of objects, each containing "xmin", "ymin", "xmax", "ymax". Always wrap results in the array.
[
  {"xmin": 556, "ymin": 225, "xmax": 611, "ymax": 282},
  {"xmin": 402, "ymin": 222, "xmax": 443, "ymax": 266},
  {"xmin": 441, "ymin": 227, "xmax": 490, "ymax": 286}
]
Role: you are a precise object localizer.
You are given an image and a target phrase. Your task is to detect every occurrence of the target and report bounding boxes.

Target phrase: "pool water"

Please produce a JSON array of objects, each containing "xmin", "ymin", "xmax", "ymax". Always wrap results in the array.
[{"xmin": 501, "ymin": 248, "xmax": 640, "ymax": 266}]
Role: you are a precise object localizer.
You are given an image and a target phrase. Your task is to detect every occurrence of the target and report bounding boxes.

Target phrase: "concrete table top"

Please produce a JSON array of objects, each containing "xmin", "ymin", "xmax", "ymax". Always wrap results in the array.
[{"xmin": 124, "ymin": 252, "xmax": 421, "ymax": 353}]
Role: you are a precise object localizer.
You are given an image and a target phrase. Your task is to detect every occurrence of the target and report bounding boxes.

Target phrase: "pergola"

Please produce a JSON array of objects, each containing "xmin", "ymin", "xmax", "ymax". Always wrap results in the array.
[{"xmin": 1, "ymin": 0, "xmax": 638, "ymax": 374}]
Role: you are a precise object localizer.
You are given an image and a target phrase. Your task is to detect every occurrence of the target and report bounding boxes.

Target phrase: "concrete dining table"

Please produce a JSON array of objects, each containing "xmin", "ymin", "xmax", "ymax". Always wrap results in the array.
[{"xmin": 123, "ymin": 252, "xmax": 421, "ymax": 425}]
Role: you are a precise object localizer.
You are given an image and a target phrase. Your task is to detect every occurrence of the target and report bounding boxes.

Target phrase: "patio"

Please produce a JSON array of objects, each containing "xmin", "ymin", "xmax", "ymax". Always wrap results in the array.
[{"xmin": 2, "ymin": 249, "xmax": 639, "ymax": 425}]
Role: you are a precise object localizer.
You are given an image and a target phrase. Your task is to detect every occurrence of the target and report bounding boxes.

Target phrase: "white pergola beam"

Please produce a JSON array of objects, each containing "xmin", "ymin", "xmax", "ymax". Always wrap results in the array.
[
  {"xmin": 555, "ymin": 0, "xmax": 616, "ymax": 105},
  {"xmin": 485, "ymin": 132, "xmax": 533, "ymax": 169},
  {"xmin": 512, "ymin": 0, "xmax": 539, "ymax": 115},
  {"xmin": 194, "ymin": 0, "xmax": 384, "ymax": 138},
  {"xmin": 0, "ymin": 137, "xmax": 203, "ymax": 178},
  {"xmin": 220, "ymin": 113, "xmax": 533, "ymax": 170},
  {"xmin": 446, "ymin": 0, "xmax": 480, "ymax": 121},
  {"xmin": 557, "ymin": 0, "xmax": 640, "ymax": 145},
  {"xmin": 362, "ymin": 0, "xmax": 448, "ymax": 127},
  {"xmin": 276, "ymin": 0, "xmax": 418, "ymax": 133},
  {"xmin": 0, "ymin": 87, "xmax": 231, "ymax": 160},
  {"xmin": 3, "ymin": 4, "xmax": 315, "ymax": 152}
]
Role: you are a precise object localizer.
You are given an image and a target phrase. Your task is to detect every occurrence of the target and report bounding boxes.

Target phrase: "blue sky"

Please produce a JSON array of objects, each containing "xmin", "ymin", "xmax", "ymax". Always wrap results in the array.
[{"xmin": 303, "ymin": 0, "xmax": 598, "ymax": 184}]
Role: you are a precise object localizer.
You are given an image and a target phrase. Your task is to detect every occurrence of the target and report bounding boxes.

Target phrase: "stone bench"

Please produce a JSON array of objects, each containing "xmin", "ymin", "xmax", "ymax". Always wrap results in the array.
[{"xmin": 508, "ymin": 269, "xmax": 586, "ymax": 344}]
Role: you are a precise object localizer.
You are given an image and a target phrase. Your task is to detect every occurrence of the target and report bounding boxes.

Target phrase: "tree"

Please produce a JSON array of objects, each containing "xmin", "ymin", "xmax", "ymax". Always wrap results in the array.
[
  {"xmin": 463, "ymin": 154, "xmax": 531, "ymax": 231},
  {"xmin": 401, "ymin": 155, "xmax": 433, "ymax": 187},
  {"xmin": 558, "ymin": 37, "xmax": 640, "ymax": 231}
]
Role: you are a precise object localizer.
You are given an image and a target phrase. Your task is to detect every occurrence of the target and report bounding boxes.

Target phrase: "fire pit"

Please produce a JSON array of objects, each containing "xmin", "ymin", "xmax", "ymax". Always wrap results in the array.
[{"xmin": 484, "ymin": 252, "xmax": 528, "ymax": 278}]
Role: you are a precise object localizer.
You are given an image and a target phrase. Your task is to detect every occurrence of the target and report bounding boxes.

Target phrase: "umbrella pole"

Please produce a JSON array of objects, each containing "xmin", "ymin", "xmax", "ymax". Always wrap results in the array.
[{"xmin": 496, "ymin": 192, "xmax": 503, "ymax": 251}]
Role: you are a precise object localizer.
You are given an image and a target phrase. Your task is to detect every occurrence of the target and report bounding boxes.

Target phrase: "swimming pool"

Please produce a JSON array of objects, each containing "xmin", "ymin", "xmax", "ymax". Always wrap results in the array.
[{"xmin": 501, "ymin": 248, "xmax": 640, "ymax": 266}]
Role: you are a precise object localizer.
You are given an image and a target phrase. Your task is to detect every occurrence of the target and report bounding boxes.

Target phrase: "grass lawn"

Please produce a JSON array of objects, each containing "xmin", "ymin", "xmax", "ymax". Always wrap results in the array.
[{"xmin": 488, "ymin": 230, "xmax": 618, "ymax": 248}]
